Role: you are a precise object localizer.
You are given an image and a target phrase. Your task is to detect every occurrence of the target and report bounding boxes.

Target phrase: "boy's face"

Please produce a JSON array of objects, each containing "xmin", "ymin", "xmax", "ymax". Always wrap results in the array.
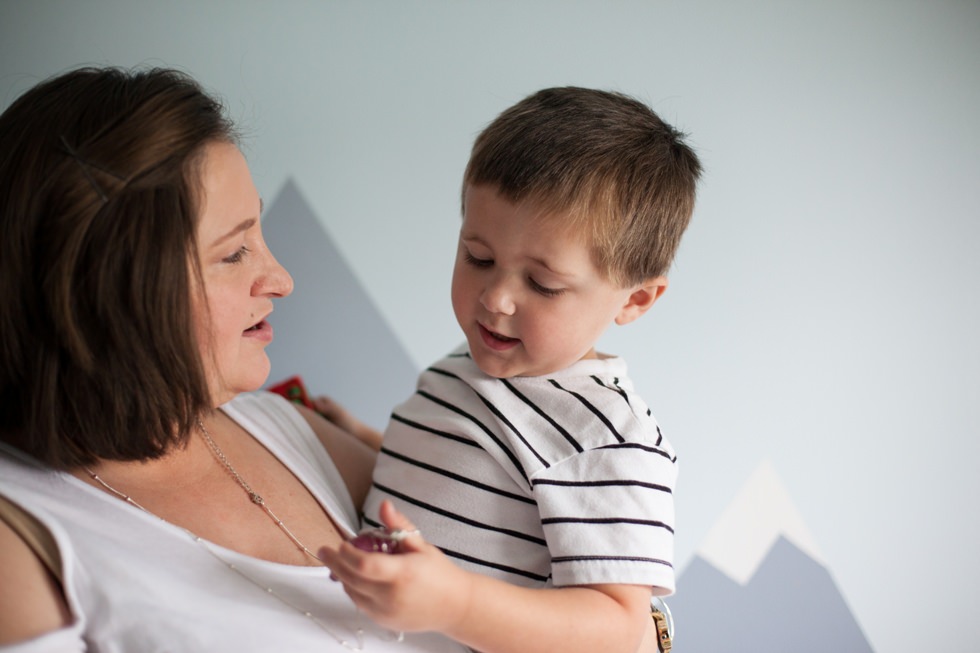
[{"xmin": 451, "ymin": 184, "xmax": 664, "ymax": 378}]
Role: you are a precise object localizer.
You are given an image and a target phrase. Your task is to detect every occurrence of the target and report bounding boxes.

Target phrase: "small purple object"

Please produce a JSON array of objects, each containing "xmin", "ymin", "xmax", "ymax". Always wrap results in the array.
[{"xmin": 349, "ymin": 527, "xmax": 417, "ymax": 554}]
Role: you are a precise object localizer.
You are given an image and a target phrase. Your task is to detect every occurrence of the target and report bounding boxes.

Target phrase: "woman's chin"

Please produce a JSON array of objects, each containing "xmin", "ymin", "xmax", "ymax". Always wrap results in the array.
[{"xmin": 209, "ymin": 365, "xmax": 271, "ymax": 406}]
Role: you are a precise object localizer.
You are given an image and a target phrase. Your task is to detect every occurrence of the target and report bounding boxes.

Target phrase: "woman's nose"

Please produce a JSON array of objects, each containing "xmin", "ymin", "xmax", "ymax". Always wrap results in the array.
[{"xmin": 255, "ymin": 247, "xmax": 294, "ymax": 298}]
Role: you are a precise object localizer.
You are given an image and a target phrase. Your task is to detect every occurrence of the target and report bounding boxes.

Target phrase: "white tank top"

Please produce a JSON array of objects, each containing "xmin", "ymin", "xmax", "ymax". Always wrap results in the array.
[{"xmin": 0, "ymin": 392, "xmax": 465, "ymax": 653}]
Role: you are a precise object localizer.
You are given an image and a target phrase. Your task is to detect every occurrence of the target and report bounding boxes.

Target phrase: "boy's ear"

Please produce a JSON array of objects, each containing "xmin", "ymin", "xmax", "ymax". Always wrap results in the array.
[{"xmin": 614, "ymin": 277, "xmax": 668, "ymax": 326}]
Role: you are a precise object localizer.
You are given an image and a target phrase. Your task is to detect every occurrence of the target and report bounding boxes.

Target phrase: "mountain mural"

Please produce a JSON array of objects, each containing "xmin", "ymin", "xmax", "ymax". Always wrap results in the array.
[
  {"xmin": 669, "ymin": 463, "xmax": 874, "ymax": 652},
  {"xmin": 671, "ymin": 537, "xmax": 873, "ymax": 652},
  {"xmin": 261, "ymin": 179, "xmax": 419, "ymax": 431}
]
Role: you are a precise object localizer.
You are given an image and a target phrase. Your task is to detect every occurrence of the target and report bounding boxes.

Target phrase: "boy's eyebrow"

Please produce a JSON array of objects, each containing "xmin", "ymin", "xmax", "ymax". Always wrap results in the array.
[
  {"xmin": 461, "ymin": 234, "xmax": 579, "ymax": 279},
  {"xmin": 530, "ymin": 256, "xmax": 578, "ymax": 279},
  {"xmin": 460, "ymin": 233, "xmax": 493, "ymax": 251}
]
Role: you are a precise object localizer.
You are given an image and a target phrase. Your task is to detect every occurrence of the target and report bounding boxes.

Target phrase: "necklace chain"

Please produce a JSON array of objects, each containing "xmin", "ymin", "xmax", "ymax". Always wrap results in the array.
[
  {"xmin": 196, "ymin": 418, "xmax": 322, "ymax": 563},
  {"xmin": 80, "ymin": 418, "xmax": 398, "ymax": 651}
]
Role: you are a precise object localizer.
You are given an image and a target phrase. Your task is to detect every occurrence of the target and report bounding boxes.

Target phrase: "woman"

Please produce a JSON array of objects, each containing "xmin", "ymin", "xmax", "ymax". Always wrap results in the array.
[{"xmin": 0, "ymin": 67, "xmax": 465, "ymax": 652}]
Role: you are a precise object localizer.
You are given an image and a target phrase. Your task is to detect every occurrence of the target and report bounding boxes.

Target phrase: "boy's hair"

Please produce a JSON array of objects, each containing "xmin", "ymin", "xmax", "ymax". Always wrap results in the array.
[
  {"xmin": 0, "ymin": 66, "xmax": 236, "ymax": 468},
  {"xmin": 463, "ymin": 86, "xmax": 702, "ymax": 286}
]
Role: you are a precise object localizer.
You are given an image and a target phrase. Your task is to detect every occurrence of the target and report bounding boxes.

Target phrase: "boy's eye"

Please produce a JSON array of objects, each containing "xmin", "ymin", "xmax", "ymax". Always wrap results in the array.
[
  {"xmin": 464, "ymin": 252, "xmax": 493, "ymax": 268},
  {"xmin": 222, "ymin": 245, "xmax": 250, "ymax": 264},
  {"xmin": 529, "ymin": 278, "xmax": 565, "ymax": 298}
]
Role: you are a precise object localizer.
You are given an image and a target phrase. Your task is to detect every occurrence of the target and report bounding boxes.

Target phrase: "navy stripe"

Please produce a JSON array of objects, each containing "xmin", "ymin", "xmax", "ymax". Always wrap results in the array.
[
  {"xmin": 472, "ymin": 388, "xmax": 550, "ymax": 468},
  {"xmin": 380, "ymin": 447, "xmax": 536, "ymax": 505},
  {"xmin": 502, "ymin": 378, "xmax": 582, "ymax": 453},
  {"xmin": 390, "ymin": 413, "xmax": 481, "ymax": 448},
  {"xmin": 542, "ymin": 516, "xmax": 674, "ymax": 534},
  {"xmin": 443, "ymin": 548, "xmax": 550, "ymax": 582},
  {"xmin": 591, "ymin": 375, "xmax": 631, "ymax": 407},
  {"xmin": 375, "ymin": 482, "xmax": 547, "ymax": 545},
  {"xmin": 548, "ymin": 379, "xmax": 625, "ymax": 443},
  {"xmin": 532, "ymin": 478, "xmax": 672, "ymax": 494},
  {"xmin": 416, "ymin": 388, "xmax": 530, "ymax": 485},
  {"xmin": 596, "ymin": 441, "xmax": 675, "ymax": 463},
  {"xmin": 553, "ymin": 555, "xmax": 672, "ymax": 568},
  {"xmin": 360, "ymin": 510, "xmax": 549, "ymax": 584}
]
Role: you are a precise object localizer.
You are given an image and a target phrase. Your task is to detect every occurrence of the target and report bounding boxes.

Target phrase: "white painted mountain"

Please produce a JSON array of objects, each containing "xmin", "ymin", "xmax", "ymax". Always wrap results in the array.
[
  {"xmin": 669, "ymin": 462, "xmax": 873, "ymax": 652},
  {"xmin": 698, "ymin": 460, "xmax": 824, "ymax": 585}
]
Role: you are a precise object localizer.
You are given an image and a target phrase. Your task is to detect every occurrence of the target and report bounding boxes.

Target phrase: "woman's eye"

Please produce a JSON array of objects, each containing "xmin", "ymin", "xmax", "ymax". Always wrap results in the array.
[
  {"xmin": 223, "ymin": 245, "xmax": 250, "ymax": 264},
  {"xmin": 530, "ymin": 278, "xmax": 565, "ymax": 297},
  {"xmin": 464, "ymin": 252, "xmax": 493, "ymax": 268}
]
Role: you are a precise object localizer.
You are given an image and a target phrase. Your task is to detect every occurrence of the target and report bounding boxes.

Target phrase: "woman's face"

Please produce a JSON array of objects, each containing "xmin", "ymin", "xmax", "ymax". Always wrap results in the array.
[{"xmin": 192, "ymin": 142, "xmax": 293, "ymax": 406}]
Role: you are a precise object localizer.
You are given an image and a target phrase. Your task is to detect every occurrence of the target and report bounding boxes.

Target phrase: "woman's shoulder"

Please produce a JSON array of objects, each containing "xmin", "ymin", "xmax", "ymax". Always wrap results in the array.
[{"xmin": 0, "ymin": 499, "xmax": 75, "ymax": 647}]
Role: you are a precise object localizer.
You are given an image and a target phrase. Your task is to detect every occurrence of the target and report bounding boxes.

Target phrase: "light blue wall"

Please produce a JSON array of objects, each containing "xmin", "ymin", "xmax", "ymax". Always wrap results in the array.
[{"xmin": 3, "ymin": 2, "xmax": 978, "ymax": 650}]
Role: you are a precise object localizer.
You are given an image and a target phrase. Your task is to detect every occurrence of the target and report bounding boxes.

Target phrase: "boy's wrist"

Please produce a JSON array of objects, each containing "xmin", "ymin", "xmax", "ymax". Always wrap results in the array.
[{"xmin": 441, "ymin": 566, "xmax": 480, "ymax": 641}]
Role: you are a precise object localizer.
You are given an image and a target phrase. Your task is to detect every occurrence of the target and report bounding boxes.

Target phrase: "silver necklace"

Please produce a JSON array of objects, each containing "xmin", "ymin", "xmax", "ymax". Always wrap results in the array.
[{"xmin": 81, "ymin": 419, "xmax": 391, "ymax": 651}]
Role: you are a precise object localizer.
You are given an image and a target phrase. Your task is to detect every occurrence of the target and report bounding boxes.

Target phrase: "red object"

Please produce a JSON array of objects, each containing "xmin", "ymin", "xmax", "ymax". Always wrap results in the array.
[{"xmin": 266, "ymin": 375, "xmax": 314, "ymax": 409}]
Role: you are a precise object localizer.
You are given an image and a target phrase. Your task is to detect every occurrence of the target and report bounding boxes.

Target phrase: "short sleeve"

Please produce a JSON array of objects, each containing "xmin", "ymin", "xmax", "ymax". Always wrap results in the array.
[{"xmin": 531, "ymin": 442, "xmax": 677, "ymax": 592}]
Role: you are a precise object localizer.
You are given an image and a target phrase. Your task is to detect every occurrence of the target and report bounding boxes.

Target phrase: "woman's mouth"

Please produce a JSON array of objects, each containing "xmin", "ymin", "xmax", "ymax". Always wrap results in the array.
[{"xmin": 244, "ymin": 320, "xmax": 273, "ymax": 342}]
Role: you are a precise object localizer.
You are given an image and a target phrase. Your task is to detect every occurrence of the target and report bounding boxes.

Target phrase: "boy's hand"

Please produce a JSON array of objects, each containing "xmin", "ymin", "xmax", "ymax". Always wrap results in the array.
[{"xmin": 319, "ymin": 501, "xmax": 474, "ymax": 633}]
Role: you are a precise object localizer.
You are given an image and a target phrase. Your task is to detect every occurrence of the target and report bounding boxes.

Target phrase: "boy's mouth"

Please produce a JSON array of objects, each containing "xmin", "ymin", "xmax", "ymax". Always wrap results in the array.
[{"xmin": 478, "ymin": 324, "xmax": 520, "ymax": 350}]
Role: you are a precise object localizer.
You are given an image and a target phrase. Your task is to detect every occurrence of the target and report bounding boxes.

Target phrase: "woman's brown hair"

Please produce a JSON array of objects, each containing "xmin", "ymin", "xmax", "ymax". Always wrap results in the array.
[{"xmin": 0, "ymin": 66, "xmax": 237, "ymax": 468}]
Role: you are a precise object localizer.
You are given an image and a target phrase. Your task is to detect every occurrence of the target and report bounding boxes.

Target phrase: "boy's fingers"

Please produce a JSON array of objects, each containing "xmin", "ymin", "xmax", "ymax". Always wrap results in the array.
[
  {"xmin": 317, "ymin": 545, "xmax": 346, "ymax": 581},
  {"xmin": 311, "ymin": 396, "xmax": 338, "ymax": 417},
  {"xmin": 379, "ymin": 499, "xmax": 416, "ymax": 531},
  {"xmin": 378, "ymin": 500, "xmax": 426, "ymax": 552}
]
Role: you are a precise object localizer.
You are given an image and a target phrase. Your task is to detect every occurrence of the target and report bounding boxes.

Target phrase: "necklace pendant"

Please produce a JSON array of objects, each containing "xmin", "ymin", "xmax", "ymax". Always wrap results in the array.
[{"xmin": 249, "ymin": 492, "xmax": 264, "ymax": 505}]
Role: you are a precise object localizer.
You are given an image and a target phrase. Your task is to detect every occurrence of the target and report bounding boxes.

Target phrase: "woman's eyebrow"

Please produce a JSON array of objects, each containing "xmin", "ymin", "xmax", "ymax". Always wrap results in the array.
[{"xmin": 211, "ymin": 217, "xmax": 257, "ymax": 248}]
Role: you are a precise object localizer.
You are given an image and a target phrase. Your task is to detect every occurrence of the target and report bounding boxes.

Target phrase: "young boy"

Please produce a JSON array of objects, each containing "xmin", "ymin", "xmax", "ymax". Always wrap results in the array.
[{"xmin": 319, "ymin": 86, "xmax": 701, "ymax": 653}]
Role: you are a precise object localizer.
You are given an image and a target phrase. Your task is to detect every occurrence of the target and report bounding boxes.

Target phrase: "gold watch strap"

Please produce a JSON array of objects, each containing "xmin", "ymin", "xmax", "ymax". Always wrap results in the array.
[{"xmin": 651, "ymin": 607, "xmax": 672, "ymax": 653}]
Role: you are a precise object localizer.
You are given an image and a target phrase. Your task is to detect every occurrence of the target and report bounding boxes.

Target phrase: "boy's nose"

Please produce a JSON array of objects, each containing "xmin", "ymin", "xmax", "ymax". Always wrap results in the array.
[{"xmin": 480, "ymin": 277, "xmax": 516, "ymax": 315}]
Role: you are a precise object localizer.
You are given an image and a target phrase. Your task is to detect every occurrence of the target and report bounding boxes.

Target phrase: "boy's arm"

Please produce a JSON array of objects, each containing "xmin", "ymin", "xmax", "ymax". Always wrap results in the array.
[
  {"xmin": 319, "ymin": 501, "xmax": 653, "ymax": 653},
  {"xmin": 444, "ymin": 576, "xmax": 652, "ymax": 653}
]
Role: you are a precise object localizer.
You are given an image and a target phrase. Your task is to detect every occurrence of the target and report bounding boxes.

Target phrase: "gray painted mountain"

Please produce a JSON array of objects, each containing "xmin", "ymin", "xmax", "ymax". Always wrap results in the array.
[
  {"xmin": 670, "ymin": 536, "xmax": 874, "ymax": 652},
  {"xmin": 261, "ymin": 179, "xmax": 419, "ymax": 431}
]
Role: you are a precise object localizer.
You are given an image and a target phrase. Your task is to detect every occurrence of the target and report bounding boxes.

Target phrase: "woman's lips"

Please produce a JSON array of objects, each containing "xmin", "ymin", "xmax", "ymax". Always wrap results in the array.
[
  {"xmin": 478, "ymin": 324, "xmax": 519, "ymax": 351},
  {"xmin": 244, "ymin": 320, "xmax": 273, "ymax": 343}
]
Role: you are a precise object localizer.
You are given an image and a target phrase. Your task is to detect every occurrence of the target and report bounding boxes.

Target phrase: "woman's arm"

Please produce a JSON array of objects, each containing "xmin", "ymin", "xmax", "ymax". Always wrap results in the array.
[
  {"xmin": 310, "ymin": 395, "xmax": 383, "ymax": 452},
  {"xmin": 319, "ymin": 501, "xmax": 653, "ymax": 653},
  {"xmin": 295, "ymin": 404, "xmax": 378, "ymax": 510},
  {"xmin": 0, "ymin": 519, "xmax": 72, "ymax": 644}
]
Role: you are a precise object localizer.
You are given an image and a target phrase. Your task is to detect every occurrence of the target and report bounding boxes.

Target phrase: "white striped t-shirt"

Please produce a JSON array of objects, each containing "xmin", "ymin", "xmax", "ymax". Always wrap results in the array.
[{"xmin": 362, "ymin": 347, "xmax": 677, "ymax": 594}]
